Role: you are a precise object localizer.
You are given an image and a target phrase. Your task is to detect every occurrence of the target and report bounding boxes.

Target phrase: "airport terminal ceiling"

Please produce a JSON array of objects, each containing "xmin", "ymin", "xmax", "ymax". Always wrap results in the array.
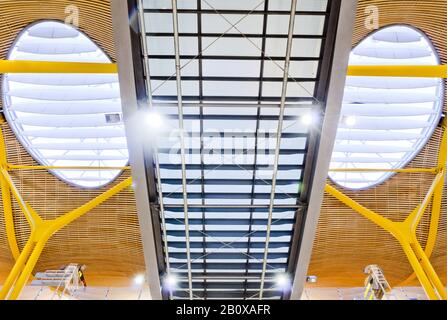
[{"xmin": 0, "ymin": 0, "xmax": 446, "ymax": 301}]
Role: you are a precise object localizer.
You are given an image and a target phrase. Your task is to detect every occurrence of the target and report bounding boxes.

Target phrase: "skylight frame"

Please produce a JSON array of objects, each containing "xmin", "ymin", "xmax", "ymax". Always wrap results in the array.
[
  {"xmin": 135, "ymin": 0, "xmax": 339, "ymax": 300},
  {"xmin": 329, "ymin": 24, "xmax": 444, "ymax": 190},
  {"xmin": 2, "ymin": 20, "xmax": 128, "ymax": 189}
]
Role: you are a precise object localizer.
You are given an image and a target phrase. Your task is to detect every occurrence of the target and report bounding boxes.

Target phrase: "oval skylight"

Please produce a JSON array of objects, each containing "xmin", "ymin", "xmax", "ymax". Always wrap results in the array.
[
  {"xmin": 329, "ymin": 25, "xmax": 444, "ymax": 189},
  {"xmin": 2, "ymin": 21, "xmax": 128, "ymax": 188}
]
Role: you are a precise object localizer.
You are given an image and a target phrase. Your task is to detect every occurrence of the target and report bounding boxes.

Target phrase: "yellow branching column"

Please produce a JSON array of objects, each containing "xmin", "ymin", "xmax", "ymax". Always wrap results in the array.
[
  {"xmin": 325, "ymin": 181, "xmax": 447, "ymax": 300},
  {"xmin": 0, "ymin": 125, "xmax": 132, "ymax": 300},
  {"xmin": 325, "ymin": 64, "xmax": 447, "ymax": 300},
  {"xmin": 0, "ymin": 124, "xmax": 20, "ymax": 260},
  {"xmin": 325, "ymin": 121, "xmax": 447, "ymax": 300}
]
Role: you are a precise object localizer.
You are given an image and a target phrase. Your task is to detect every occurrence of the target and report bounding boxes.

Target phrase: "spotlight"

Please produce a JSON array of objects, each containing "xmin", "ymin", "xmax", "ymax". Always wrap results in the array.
[
  {"xmin": 134, "ymin": 274, "xmax": 145, "ymax": 285},
  {"xmin": 344, "ymin": 116, "xmax": 357, "ymax": 127},
  {"xmin": 142, "ymin": 110, "xmax": 164, "ymax": 130},
  {"xmin": 275, "ymin": 273, "xmax": 291, "ymax": 291},
  {"xmin": 301, "ymin": 113, "xmax": 314, "ymax": 126},
  {"xmin": 163, "ymin": 273, "xmax": 178, "ymax": 291}
]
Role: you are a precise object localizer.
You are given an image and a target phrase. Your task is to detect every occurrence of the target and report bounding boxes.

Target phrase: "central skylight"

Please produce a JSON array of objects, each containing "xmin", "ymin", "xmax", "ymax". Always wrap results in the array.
[
  {"xmin": 136, "ymin": 0, "xmax": 338, "ymax": 300},
  {"xmin": 329, "ymin": 25, "xmax": 444, "ymax": 190},
  {"xmin": 2, "ymin": 21, "xmax": 128, "ymax": 188}
]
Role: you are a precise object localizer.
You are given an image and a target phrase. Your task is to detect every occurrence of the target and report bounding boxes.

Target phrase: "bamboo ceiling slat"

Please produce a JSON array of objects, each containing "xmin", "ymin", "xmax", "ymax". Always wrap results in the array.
[
  {"xmin": 1, "ymin": 0, "xmax": 447, "ymax": 292},
  {"xmin": 0, "ymin": 0, "xmax": 144, "ymax": 286},
  {"xmin": 308, "ymin": 0, "xmax": 447, "ymax": 288}
]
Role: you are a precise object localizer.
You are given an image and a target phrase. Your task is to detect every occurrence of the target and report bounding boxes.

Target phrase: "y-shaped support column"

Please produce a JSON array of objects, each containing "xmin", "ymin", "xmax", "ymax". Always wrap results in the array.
[
  {"xmin": 325, "ymin": 177, "xmax": 447, "ymax": 300},
  {"xmin": 0, "ymin": 165, "xmax": 131, "ymax": 300}
]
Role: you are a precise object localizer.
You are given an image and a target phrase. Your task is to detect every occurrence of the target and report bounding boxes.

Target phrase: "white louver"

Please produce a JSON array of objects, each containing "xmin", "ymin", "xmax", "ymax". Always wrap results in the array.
[
  {"xmin": 330, "ymin": 25, "xmax": 444, "ymax": 189},
  {"xmin": 2, "ymin": 21, "xmax": 128, "ymax": 188}
]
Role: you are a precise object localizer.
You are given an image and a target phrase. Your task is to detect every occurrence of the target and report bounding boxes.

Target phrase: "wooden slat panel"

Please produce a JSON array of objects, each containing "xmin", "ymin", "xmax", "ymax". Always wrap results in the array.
[
  {"xmin": 0, "ymin": 0, "xmax": 145, "ymax": 287},
  {"xmin": 308, "ymin": 0, "xmax": 447, "ymax": 288},
  {"xmin": 1, "ymin": 0, "xmax": 447, "ymax": 292}
]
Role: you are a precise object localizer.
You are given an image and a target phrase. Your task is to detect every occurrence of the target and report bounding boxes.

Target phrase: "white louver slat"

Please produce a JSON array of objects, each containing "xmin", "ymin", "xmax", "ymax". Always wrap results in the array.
[
  {"xmin": 371, "ymin": 29, "xmax": 422, "ymax": 43},
  {"xmin": 341, "ymin": 104, "xmax": 437, "ymax": 117},
  {"xmin": 7, "ymin": 74, "xmax": 119, "ymax": 86},
  {"xmin": 9, "ymin": 101, "xmax": 123, "ymax": 115},
  {"xmin": 22, "ymin": 127, "xmax": 125, "ymax": 138}
]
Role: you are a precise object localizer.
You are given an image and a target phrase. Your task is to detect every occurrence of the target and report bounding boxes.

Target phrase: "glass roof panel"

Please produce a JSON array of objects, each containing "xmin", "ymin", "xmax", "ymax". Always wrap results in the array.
[{"xmin": 140, "ymin": 0, "xmax": 335, "ymax": 300}]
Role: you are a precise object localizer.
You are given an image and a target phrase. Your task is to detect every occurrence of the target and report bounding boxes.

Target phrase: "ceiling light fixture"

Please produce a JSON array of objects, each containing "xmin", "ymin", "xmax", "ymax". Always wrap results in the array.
[
  {"xmin": 306, "ymin": 275, "xmax": 318, "ymax": 283},
  {"xmin": 163, "ymin": 273, "xmax": 178, "ymax": 291},
  {"xmin": 301, "ymin": 113, "xmax": 314, "ymax": 126},
  {"xmin": 344, "ymin": 115, "xmax": 357, "ymax": 127},
  {"xmin": 142, "ymin": 110, "xmax": 165, "ymax": 130},
  {"xmin": 134, "ymin": 274, "xmax": 145, "ymax": 285},
  {"xmin": 275, "ymin": 273, "xmax": 291, "ymax": 291}
]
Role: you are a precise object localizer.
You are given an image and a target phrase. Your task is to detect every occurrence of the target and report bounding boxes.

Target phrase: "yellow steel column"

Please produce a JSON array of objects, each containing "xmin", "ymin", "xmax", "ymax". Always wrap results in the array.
[
  {"xmin": 398, "ymin": 240, "xmax": 439, "ymax": 300},
  {"xmin": 50, "ymin": 177, "xmax": 133, "ymax": 229},
  {"xmin": 347, "ymin": 65, "xmax": 447, "ymax": 78},
  {"xmin": 346, "ymin": 64, "xmax": 447, "ymax": 286},
  {"xmin": 8, "ymin": 236, "xmax": 49, "ymax": 300},
  {"xmin": 0, "ymin": 179, "xmax": 18, "ymax": 257},
  {"xmin": 424, "ymin": 123, "xmax": 447, "ymax": 258},
  {"xmin": 0, "ymin": 235, "xmax": 35, "ymax": 300},
  {"xmin": 0, "ymin": 127, "xmax": 20, "ymax": 259},
  {"xmin": 0, "ymin": 177, "xmax": 132, "ymax": 300},
  {"xmin": 324, "ymin": 185, "xmax": 394, "ymax": 231},
  {"xmin": 410, "ymin": 239, "xmax": 447, "ymax": 299},
  {"xmin": 400, "ymin": 124, "xmax": 447, "ymax": 286},
  {"xmin": 0, "ymin": 166, "xmax": 40, "ymax": 226},
  {"xmin": 324, "ymin": 183, "xmax": 446, "ymax": 300},
  {"xmin": 2, "ymin": 61, "xmax": 447, "ymax": 77},
  {"xmin": 0, "ymin": 60, "xmax": 117, "ymax": 74}
]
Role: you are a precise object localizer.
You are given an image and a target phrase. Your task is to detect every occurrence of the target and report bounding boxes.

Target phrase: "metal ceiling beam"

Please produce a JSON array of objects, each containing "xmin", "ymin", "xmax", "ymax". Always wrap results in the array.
[
  {"xmin": 149, "ymin": 102, "xmax": 316, "ymax": 108},
  {"xmin": 143, "ymin": 8, "xmax": 327, "ymax": 16},
  {"xmin": 0, "ymin": 60, "xmax": 117, "ymax": 73},
  {"xmin": 347, "ymin": 65, "xmax": 447, "ymax": 78},
  {"xmin": 4, "ymin": 60, "xmax": 447, "ymax": 78},
  {"xmin": 110, "ymin": 0, "xmax": 164, "ymax": 300},
  {"xmin": 171, "ymin": 0, "xmax": 193, "ymax": 300},
  {"xmin": 162, "ymin": 204, "xmax": 301, "ymax": 209},
  {"xmin": 289, "ymin": 0, "xmax": 358, "ymax": 300},
  {"xmin": 146, "ymin": 33, "xmax": 324, "ymax": 39},
  {"xmin": 137, "ymin": 0, "xmax": 173, "ymax": 299},
  {"xmin": 150, "ymin": 95, "xmax": 317, "ymax": 102},
  {"xmin": 259, "ymin": 0, "xmax": 297, "ymax": 300}
]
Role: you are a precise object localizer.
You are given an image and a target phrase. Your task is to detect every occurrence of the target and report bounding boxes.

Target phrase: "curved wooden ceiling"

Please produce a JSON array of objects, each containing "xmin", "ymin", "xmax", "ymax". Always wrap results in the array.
[
  {"xmin": 0, "ymin": 0, "xmax": 144, "ymax": 287},
  {"xmin": 308, "ymin": 0, "xmax": 447, "ymax": 288},
  {"xmin": 0, "ymin": 0, "xmax": 446, "ymax": 293}
]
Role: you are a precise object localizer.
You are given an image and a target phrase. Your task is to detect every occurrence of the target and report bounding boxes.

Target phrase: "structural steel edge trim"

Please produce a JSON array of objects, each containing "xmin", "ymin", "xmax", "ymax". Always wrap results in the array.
[
  {"xmin": 0, "ymin": 60, "xmax": 117, "ymax": 73},
  {"xmin": 2, "ymin": 59, "xmax": 447, "ymax": 78},
  {"xmin": 289, "ymin": 0, "xmax": 358, "ymax": 300}
]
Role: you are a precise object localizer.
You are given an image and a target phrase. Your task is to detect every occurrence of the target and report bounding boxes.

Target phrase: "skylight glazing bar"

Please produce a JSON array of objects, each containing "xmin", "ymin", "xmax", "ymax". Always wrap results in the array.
[
  {"xmin": 162, "ymin": 204, "xmax": 301, "ymax": 209},
  {"xmin": 171, "ymin": 0, "xmax": 193, "ymax": 300},
  {"xmin": 243, "ymin": 0, "xmax": 269, "ymax": 299},
  {"xmin": 146, "ymin": 33, "xmax": 324, "ymax": 40},
  {"xmin": 196, "ymin": 0, "xmax": 208, "ymax": 299},
  {"xmin": 143, "ymin": 8, "xmax": 327, "ymax": 16},
  {"xmin": 137, "ymin": 0, "xmax": 172, "ymax": 297},
  {"xmin": 151, "ymin": 103, "xmax": 315, "ymax": 108},
  {"xmin": 259, "ymin": 0, "xmax": 298, "ymax": 300}
]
